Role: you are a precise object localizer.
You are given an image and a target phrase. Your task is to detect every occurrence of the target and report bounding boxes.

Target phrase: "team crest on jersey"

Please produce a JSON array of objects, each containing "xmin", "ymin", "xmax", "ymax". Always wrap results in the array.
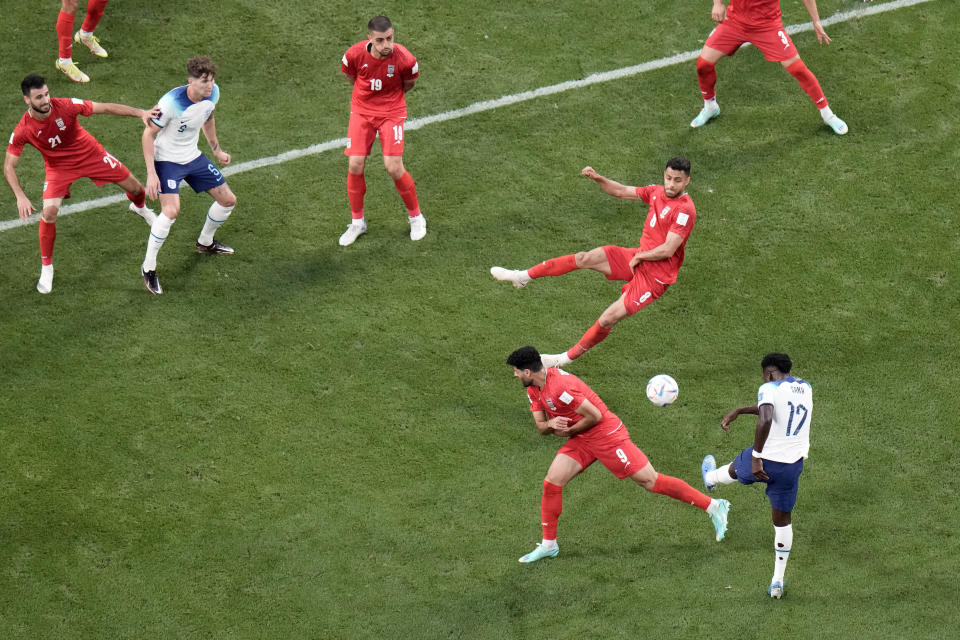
[
  {"xmin": 659, "ymin": 205, "xmax": 671, "ymax": 219},
  {"xmin": 386, "ymin": 64, "xmax": 395, "ymax": 77},
  {"xmin": 55, "ymin": 118, "xmax": 66, "ymax": 131},
  {"xmin": 545, "ymin": 398, "xmax": 557, "ymax": 411}
]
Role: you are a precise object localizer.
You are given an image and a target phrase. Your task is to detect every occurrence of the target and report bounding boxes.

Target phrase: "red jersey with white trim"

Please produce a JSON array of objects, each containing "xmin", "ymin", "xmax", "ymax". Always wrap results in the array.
[
  {"xmin": 341, "ymin": 41, "xmax": 419, "ymax": 117},
  {"xmin": 633, "ymin": 184, "xmax": 697, "ymax": 285},
  {"xmin": 6, "ymin": 97, "xmax": 104, "ymax": 170},
  {"xmin": 726, "ymin": 0, "xmax": 783, "ymax": 28},
  {"xmin": 527, "ymin": 368, "xmax": 624, "ymax": 444}
]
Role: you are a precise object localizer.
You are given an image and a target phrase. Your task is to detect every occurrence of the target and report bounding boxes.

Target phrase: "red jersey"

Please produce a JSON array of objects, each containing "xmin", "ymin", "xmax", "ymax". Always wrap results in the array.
[
  {"xmin": 341, "ymin": 41, "xmax": 419, "ymax": 117},
  {"xmin": 634, "ymin": 184, "xmax": 697, "ymax": 285},
  {"xmin": 6, "ymin": 97, "xmax": 105, "ymax": 170},
  {"xmin": 527, "ymin": 368, "xmax": 623, "ymax": 444},
  {"xmin": 726, "ymin": 0, "xmax": 783, "ymax": 28}
]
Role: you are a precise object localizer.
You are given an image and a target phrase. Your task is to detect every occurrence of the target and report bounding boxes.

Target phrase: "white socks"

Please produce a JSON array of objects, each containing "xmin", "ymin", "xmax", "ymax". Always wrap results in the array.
[
  {"xmin": 704, "ymin": 98, "xmax": 719, "ymax": 111},
  {"xmin": 706, "ymin": 463, "xmax": 737, "ymax": 487},
  {"xmin": 819, "ymin": 105, "xmax": 836, "ymax": 122},
  {"xmin": 198, "ymin": 202, "xmax": 234, "ymax": 246},
  {"xmin": 540, "ymin": 539, "xmax": 558, "ymax": 551},
  {"xmin": 773, "ymin": 524, "xmax": 793, "ymax": 583},
  {"xmin": 143, "ymin": 214, "xmax": 174, "ymax": 271}
]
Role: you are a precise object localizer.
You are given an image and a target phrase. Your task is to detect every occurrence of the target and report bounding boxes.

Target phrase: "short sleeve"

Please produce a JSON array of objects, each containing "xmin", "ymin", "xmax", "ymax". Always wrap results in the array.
[
  {"xmin": 341, "ymin": 49, "xmax": 354, "ymax": 75},
  {"xmin": 528, "ymin": 389, "xmax": 544, "ymax": 412},
  {"xmin": 69, "ymin": 98, "xmax": 94, "ymax": 117},
  {"xmin": 152, "ymin": 94, "xmax": 175, "ymax": 129},
  {"xmin": 635, "ymin": 185, "xmax": 656, "ymax": 203},
  {"xmin": 668, "ymin": 208, "xmax": 696, "ymax": 238},
  {"xmin": 7, "ymin": 129, "xmax": 25, "ymax": 157},
  {"xmin": 757, "ymin": 382, "xmax": 776, "ymax": 406}
]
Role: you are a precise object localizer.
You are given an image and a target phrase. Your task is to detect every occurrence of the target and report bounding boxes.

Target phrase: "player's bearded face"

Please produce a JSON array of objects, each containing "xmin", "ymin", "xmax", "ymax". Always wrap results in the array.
[
  {"xmin": 663, "ymin": 168, "xmax": 691, "ymax": 198},
  {"xmin": 26, "ymin": 87, "xmax": 51, "ymax": 115},
  {"xmin": 369, "ymin": 28, "xmax": 395, "ymax": 58},
  {"xmin": 513, "ymin": 367, "xmax": 535, "ymax": 387}
]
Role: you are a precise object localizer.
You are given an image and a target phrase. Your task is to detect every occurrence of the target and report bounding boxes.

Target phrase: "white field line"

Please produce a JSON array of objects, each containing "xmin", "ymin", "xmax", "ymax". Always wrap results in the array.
[{"xmin": 0, "ymin": 0, "xmax": 935, "ymax": 232}]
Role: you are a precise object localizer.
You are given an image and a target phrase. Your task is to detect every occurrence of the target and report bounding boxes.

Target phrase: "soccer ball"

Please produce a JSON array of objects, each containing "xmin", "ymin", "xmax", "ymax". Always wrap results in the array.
[{"xmin": 646, "ymin": 374, "xmax": 679, "ymax": 406}]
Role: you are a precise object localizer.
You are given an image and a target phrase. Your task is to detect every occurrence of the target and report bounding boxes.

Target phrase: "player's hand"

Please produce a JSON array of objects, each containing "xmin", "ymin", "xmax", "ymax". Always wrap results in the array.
[
  {"xmin": 214, "ymin": 149, "xmax": 231, "ymax": 165},
  {"xmin": 548, "ymin": 416, "xmax": 571, "ymax": 435},
  {"xmin": 145, "ymin": 174, "xmax": 160, "ymax": 200},
  {"xmin": 16, "ymin": 195, "xmax": 37, "ymax": 220},
  {"xmin": 813, "ymin": 22, "xmax": 831, "ymax": 45},
  {"xmin": 751, "ymin": 457, "xmax": 769, "ymax": 482},
  {"xmin": 720, "ymin": 410, "xmax": 738, "ymax": 432},
  {"xmin": 581, "ymin": 166, "xmax": 599, "ymax": 180},
  {"xmin": 712, "ymin": 0, "xmax": 727, "ymax": 23},
  {"xmin": 628, "ymin": 251, "xmax": 644, "ymax": 270},
  {"xmin": 140, "ymin": 105, "xmax": 161, "ymax": 127}
]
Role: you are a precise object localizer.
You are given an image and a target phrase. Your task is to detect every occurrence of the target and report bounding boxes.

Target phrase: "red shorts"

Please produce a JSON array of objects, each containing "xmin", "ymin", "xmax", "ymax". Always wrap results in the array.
[
  {"xmin": 558, "ymin": 425, "xmax": 649, "ymax": 480},
  {"xmin": 345, "ymin": 112, "xmax": 406, "ymax": 157},
  {"xmin": 43, "ymin": 148, "xmax": 132, "ymax": 199},
  {"xmin": 705, "ymin": 18, "xmax": 799, "ymax": 62},
  {"xmin": 602, "ymin": 245, "xmax": 669, "ymax": 316}
]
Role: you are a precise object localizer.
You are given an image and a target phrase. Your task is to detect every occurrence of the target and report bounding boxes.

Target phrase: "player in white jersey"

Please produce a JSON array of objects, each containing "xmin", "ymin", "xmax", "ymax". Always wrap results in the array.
[
  {"xmin": 138, "ymin": 56, "xmax": 237, "ymax": 295},
  {"xmin": 700, "ymin": 353, "xmax": 811, "ymax": 600}
]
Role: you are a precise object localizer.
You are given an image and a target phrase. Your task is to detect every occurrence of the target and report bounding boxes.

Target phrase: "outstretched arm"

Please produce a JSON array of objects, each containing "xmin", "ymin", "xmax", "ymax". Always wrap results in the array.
[
  {"xmin": 4, "ymin": 152, "xmax": 37, "ymax": 220},
  {"xmin": 581, "ymin": 166, "xmax": 640, "ymax": 200},
  {"xmin": 720, "ymin": 404, "xmax": 759, "ymax": 432},
  {"xmin": 801, "ymin": 0, "xmax": 832, "ymax": 45},
  {"xmin": 201, "ymin": 114, "xmax": 231, "ymax": 165}
]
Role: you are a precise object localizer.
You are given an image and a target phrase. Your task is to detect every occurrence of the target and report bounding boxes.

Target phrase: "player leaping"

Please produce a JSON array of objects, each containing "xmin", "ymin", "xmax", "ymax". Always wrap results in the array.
[
  {"xmin": 491, "ymin": 157, "xmax": 696, "ymax": 368},
  {"xmin": 4, "ymin": 73, "xmax": 157, "ymax": 294}
]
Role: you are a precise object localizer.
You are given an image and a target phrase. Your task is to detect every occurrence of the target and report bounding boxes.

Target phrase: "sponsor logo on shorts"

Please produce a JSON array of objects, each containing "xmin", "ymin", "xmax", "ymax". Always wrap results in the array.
[{"xmin": 632, "ymin": 291, "xmax": 652, "ymax": 306}]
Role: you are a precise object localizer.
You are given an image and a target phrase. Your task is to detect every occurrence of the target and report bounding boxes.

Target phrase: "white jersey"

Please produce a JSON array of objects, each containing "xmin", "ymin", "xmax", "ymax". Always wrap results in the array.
[
  {"xmin": 756, "ymin": 376, "xmax": 812, "ymax": 464},
  {"xmin": 150, "ymin": 84, "xmax": 220, "ymax": 164}
]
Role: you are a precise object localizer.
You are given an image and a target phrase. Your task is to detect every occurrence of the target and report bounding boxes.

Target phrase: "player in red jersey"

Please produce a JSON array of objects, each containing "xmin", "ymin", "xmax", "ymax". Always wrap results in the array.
[
  {"xmin": 4, "ymin": 74, "xmax": 156, "ymax": 293},
  {"xmin": 689, "ymin": 0, "xmax": 848, "ymax": 135},
  {"xmin": 506, "ymin": 346, "xmax": 730, "ymax": 563},
  {"xmin": 338, "ymin": 15, "xmax": 425, "ymax": 246},
  {"xmin": 55, "ymin": 0, "xmax": 111, "ymax": 83},
  {"xmin": 492, "ymin": 157, "xmax": 696, "ymax": 368}
]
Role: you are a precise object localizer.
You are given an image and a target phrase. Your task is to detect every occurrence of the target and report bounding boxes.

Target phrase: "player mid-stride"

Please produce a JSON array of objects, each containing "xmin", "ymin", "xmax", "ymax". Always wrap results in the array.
[
  {"xmin": 702, "ymin": 353, "xmax": 812, "ymax": 599},
  {"xmin": 507, "ymin": 346, "xmax": 730, "ymax": 563}
]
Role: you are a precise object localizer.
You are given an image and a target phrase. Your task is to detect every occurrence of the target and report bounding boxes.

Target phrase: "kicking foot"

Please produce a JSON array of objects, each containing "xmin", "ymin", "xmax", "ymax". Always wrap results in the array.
[
  {"xmin": 409, "ymin": 214, "xmax": 426, "ymax": 241},
  {"xmin": 690, "ymin": 104, "xmax": 720, "ymax": 128},
  {"xmin": 129, "ymin": 202, "xmax": 157, "ymax": 226},
  {"xmin": 55, "ymin": 59, "xmax": 89, "ymax": 83},
  {"xmin": 74, "ymin": 31, "xmax": 108, "ymax": 58},
  {"xmin": 490, "ymin": 266, "xmax": 530, "ymax": 289},
  {"xmin": 141, "ymin": 266, "xmax": 162, "ymax": 295},
  {"xmin": 540, "ymin": 352, "xmax": 572, "ymax": 369},
  {"xmin": 709, "ymin": 498, "xmax": 730, "ymax": 541},
  {"xmin": 518, "ymin": 543, "xmax": 559, "ymax": 564},
  {"xmin": 339, "ymin": 221, "xmax": 366, "ymax": 246},
  {"xmin": 701, "ymin": 454, "xmax": 717, "ymax": 491}
]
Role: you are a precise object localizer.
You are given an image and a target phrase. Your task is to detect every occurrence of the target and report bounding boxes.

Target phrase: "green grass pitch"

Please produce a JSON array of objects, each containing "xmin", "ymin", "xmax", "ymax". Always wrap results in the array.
[{"xmin": 0, "ymin": 1, "xmax": 958, "ymax": 638}]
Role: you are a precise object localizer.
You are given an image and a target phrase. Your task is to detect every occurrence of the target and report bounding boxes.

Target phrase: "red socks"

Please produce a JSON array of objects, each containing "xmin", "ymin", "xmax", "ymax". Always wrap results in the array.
[
  {"xmin": 39, "ymin": 220, "xmax": 56, "ymax": 266},
  {"xmin": 541, "ymin": 480, "xmax": 563, "ymax": 540},
  {"xmin": 126, "ymin": 190, "xmax": 145, "ymax": 209},
  {"xmin": 81, "ymin": 0, "xmax": 109, "ymax": 33},
  {"xmin": 696, "ymin": 56, "xmax": 717, "ymax": 100},
  {"xmin": 56, "ymin": 11, "xmax": 74, "ymax": 58},
  {"xmin": 567, "ymin": 321, "xmax": 612, "ymax": 360},
  {"xmin": 393, "ymin": 171, "xmax": 420, "ymax": 217},
  {"xmin": 347, "ymin": 172, "xmax": 366, "ymax": 220},
  {"xmin": 651, "ymin": 473, "xmax": 711, "ymax": 510},
  {"xmin": 786, "ymin": 59, "xmax": 827, "ymax": 109},
  {"xmin": 528, "ymin": 254, "xmax": 578, "ymax": 279}
]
